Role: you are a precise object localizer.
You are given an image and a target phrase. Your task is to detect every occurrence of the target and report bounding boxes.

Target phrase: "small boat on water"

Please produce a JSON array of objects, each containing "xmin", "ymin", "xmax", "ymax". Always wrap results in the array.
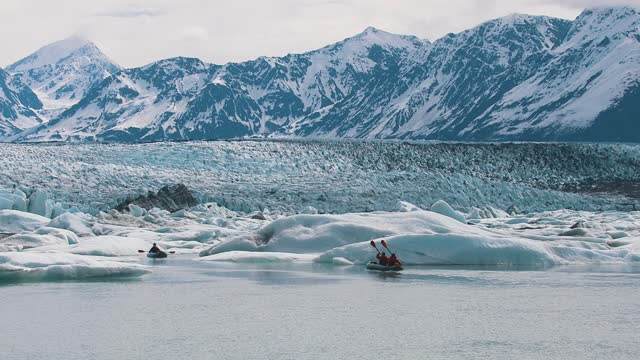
[
  {"xmin": 147, "ymin": 251, "xmax": 168, "ymax": 259},
  {"xmin": 366, "ymin": 261, "xmax": 403, "ymax": 272}
]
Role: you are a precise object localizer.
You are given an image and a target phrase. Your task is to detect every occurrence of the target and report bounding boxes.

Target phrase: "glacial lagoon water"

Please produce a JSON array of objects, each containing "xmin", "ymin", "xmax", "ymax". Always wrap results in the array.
[{"xmin": 2, "ymin": 257, "xmax": 639, "ymax": 360}]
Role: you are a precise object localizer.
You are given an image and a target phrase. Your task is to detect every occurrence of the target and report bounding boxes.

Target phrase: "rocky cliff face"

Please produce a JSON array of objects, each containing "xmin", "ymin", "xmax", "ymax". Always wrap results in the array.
[
  {"xmin": 0, "ymin": 68, "xmax": 43, "ymax": 140},
  {"xmin": 115, "ymin": 184, "xmax": 198, "ymax": 213}
]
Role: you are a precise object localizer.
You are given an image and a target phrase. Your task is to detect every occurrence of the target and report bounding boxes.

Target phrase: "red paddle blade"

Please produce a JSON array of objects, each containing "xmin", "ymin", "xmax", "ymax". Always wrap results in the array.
[
  {"xmin": 369, "ymin": 240, "xmax": 376, "ymax": 248},
  {"xmin": 381, "ymin": 240, "xmax": 388, "ymax": 248},
  {"xmin": 137, "ymin": 250, "xmax": 145, "ymax": 253}
]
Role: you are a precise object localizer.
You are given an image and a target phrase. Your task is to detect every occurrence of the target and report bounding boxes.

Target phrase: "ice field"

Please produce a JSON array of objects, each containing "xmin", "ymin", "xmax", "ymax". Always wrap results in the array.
[
  {"xmin": 1, "ymin": 141, "xmax": 640, "ymax": 215},
  {"xmin": 1, "ymin": 140, "xmax": 639, "ymax": 281}
]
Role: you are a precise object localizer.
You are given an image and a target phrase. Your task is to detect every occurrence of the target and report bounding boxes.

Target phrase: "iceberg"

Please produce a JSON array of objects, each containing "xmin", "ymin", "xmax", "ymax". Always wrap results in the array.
[
  {"xmin": 202, "ymin": 207, "xmax": 640, "ymax": 266},
  {"xmin": 0, "ymin": 252, "xmax": 150, "ymax": 282},
  {"xmin": 0, "ymin": 228, "xmax": 78, "ymax": 250},
  {"xmin": 48, "ymin": 212, "xmax": 95, "ymax": 236},
  {"xmin": 45, "ymin": 235, "xmax": 151, "ymax": 257},
  {"xmin": 314, "ymin": 234, "xmax": 561, "ymax": 266},
  {"xmin": 430, "ymin": 200, "xmax": 467, "ymax": 223},
  {"xmin": 0, "ymin": 210, "xmax": 50, "ymax": 233},
  {"xmin": 197, "ymin": 251, "xmax": 317, "ymax": 263},
  {"xmin": 200, "ymin": 210, "xmax": 488, "ymax": 256}
]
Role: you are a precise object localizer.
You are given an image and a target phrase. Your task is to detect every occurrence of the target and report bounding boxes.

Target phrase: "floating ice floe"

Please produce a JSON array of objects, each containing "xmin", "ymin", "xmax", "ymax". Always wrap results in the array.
[
  {"xmin": 0, "ymin": 252, "xmax": 150, "ymax": 282},
  {"xmin": 200, "ymin": 206, "xmax": 489, "ymax": 256},
  {"xmin": 0, "ymin": 227, "xmax": 79, "ymax": 251},
  {"xmin": 33, "ymin": 235, "xmax": 152, "ymax": 257},
  {"xmin": 197, "ymin": 251, "xmax": 317, "ymax": 263},
  {"xmin": 201, "ymin": 204, "xmax": 640, "ymax": 266},
  {"xmin": 0, "ymin": 210, "xmax": 50, "ymax": 233},
  {"xmin": 430, "ymin": 200, "xmax": 467, "ymax": 223},
  {"xmin": 48, "ymin": 212, "xmax": 96, "ymax": 236}
]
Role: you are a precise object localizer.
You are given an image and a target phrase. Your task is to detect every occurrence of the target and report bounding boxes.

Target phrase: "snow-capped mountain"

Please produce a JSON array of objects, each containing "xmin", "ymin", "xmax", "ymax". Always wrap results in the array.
[
  {"xmin": 0, "ymin": 67, "xmax": 43, "ymax": 140},
  {"xmin": 11, "ymin": 6, "xmax": 640, "ymax": 142},
  {"xmin": 20, "ymin": 27, "xmax": 428, "ymax": 142},
  {"xmin": 294, "ymin": 14, "xmax": 573, "ymax": 138},
  {"xmin": 469, "ymin": 7, "xmax": 640, "ymax": 142},
  {"xmin": 6, "ymin": 36, "xmax": 121, "ymax": 120}
]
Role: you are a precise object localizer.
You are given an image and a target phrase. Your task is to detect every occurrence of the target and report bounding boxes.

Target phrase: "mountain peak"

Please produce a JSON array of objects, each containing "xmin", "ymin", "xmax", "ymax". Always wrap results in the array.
[
  {"xmin": 5, "ymin": 36, "xmax": 121, "ymax": 121},
  {"xmin": 499, "ymin": 13, "xmax": 532, "ymax": 24},
  {"xmin": 558, "ymin": 6, "xmax": 640, "ymax": 50},
  {"xmin": 480, "ymin": 12, "xmax": 564, "ymax": 28},
  {"xmin": 336, "ymin": 26, "xmax": 428, "ymax": 51},
  {"xmin": 6, "ymin": 36, "xmax": 101, "ymax": 73},
  {"xmin": 580, "ymin": 5, "xmax": 638, "ymax": 17},
  {"xmin": 353, "ymin": 26, "xmax": 408, "ymax": 41},
  {"xmin": 362, "ymin": 26, "xmax": 383, "ymax": 34},
  {"xmin": 574, "ymin": 6, "xmax": 639, "ymax": 26}
]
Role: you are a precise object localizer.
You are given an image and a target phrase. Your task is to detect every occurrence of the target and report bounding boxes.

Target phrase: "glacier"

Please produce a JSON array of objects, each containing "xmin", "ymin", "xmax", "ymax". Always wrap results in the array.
[{"xmin": 1, "ymin": 141, "xmax": 638, "ymax": 215}]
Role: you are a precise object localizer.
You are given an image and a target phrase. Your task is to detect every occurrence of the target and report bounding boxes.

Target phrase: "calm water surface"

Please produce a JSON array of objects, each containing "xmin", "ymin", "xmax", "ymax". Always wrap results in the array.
[{"xmin": 1, "ymin": 257, "xmax": 639, "ymax": 360}]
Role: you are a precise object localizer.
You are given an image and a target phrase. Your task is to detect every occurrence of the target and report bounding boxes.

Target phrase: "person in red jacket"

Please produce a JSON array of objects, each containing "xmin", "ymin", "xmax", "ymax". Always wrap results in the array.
[
  {"xmin": 376, "ymin": 252, "xmax": 388, "ymax": 266},
  {"xmin": 388, "ymin": 253, "xmax": 401, "ymax": 266}
]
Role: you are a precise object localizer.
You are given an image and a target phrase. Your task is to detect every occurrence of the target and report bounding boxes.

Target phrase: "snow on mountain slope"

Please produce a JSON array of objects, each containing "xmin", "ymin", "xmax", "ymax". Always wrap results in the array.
[
  {"xmin": 18, "ymin": 28, "xmax": 428, "ymax": 142},
  {"xmin": 471, "ymin": 7, "xmax": 640, "ymax": 141},
  {"xmin": 293, "ymin": 14, "xmax": 573, "ymax": 139},
  {"xmin": 20, "ymin": 57, "xmax": 218, "ymax": 142},
  {"xmin": 6, "ymin": 36, "xmax": 121, "ymax": 121},
  {"xmin": 0, "ymin": 68, "xmax": 43, "ymax": 140},
  {"xmin": 10, "ymin": 6, "xmax": 640, "ymax": 143}
]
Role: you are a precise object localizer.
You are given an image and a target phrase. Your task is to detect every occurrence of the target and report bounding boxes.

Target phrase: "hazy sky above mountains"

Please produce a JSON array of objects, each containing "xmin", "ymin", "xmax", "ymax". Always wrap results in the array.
[{"xmin": 1, "ymin": 0, "xmax": 638, "ymax": 68}]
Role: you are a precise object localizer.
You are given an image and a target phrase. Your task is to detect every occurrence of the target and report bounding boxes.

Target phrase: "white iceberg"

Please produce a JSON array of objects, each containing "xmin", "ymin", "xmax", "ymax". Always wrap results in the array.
[
  {"xmin": 48, "ymin": 212, "xmax": 95, "ymax": 236},
  {"xmin": 315, "ymin": 234, "xmax": 559, "ymax": 266},
  {"xmin": 200, "ymin": 210, "xmax": 486, "ymax": 256},
  {"xmin": 0, "ymin": 210, "xmax": 50, "ymax": 233},
  {"xmin": 431, "ymin": 200, "xmax": 466, "ymax": 223},
  {"xmin": 197, "ymin": 251, "xmax": 317, "ymax": 263},
  {"xmin": 0, "ymin": 252, "xmax": 150, "ymax": 282},
  {"xmin": 0, "ymin": 227, "xmax": 79, "ymax": 250},
  {"xmin": 202, "ymin": 208, "xmax": 640, "ymax": 266},
  {"xmin": 33, "ymin": 236, "xmax": 151, "ymax": 257}
]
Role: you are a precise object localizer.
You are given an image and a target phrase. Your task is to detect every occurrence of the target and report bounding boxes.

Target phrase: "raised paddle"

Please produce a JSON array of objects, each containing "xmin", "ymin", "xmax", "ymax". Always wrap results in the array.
[
  {"xmin": 380, "ymin": 239, "xmax": 393, "ymax": 254},
  {"xmin": 369, "ymin": 240, "xmax": 380, "ymax": 253}
]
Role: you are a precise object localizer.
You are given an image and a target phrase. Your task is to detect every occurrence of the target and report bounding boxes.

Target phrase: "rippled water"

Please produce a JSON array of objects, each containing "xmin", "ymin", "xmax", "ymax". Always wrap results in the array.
[{"xmin": 2, "ymin": 258, "xmax": 639, "ymax": 360}]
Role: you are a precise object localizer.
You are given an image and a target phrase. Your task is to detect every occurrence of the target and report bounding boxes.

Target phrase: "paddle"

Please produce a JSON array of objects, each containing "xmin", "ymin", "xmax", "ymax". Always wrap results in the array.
[
  {"xmin": 380, "ymin": 240, "xmax": 393, "ymax": 255},
  {"xmin": 381, "ymin": 240, "xmax": 391, "ymax": 253},
  {"xmin": 137, "ymin": 249, "xmax": 176, "ymax": 254},
  {"xmin": 369, "ymin": 240, "xmax": 380, "ymax": 253}
]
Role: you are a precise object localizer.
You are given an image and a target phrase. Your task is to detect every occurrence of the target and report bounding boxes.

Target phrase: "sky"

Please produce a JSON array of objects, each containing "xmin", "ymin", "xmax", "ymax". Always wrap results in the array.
[{"xmin": 1, "ymin": 0, "xmax": 639, "ymax": 68}]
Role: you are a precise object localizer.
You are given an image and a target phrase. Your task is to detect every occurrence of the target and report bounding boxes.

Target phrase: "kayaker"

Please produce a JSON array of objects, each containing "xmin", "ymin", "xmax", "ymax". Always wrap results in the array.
[
  {"xmin": 376, "ymin": 252, "xmax": 389, "ymax": 266},
  {"xmin": 149, "ymin": 243, "xmax": 161, "ymax": 253},
  {"xmin": 388, "ymin": 253, "xmax": 401, "ymax": 266}
]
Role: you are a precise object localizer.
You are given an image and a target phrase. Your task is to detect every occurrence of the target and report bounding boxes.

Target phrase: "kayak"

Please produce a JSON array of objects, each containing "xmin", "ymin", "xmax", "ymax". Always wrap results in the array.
[
  {"xmin": 366, "ymin": 261, "xmax": 403, "ymax": 272},
  {"xmin": 147, "ymin": 251, "xmax": 168, "ymax": 259}
]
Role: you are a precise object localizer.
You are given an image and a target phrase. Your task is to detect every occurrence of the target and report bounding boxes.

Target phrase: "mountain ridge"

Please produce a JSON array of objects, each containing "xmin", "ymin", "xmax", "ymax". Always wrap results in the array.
[{"xmin": 5, "ymin": 6, "xmax": 640, "ymax": 143}]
